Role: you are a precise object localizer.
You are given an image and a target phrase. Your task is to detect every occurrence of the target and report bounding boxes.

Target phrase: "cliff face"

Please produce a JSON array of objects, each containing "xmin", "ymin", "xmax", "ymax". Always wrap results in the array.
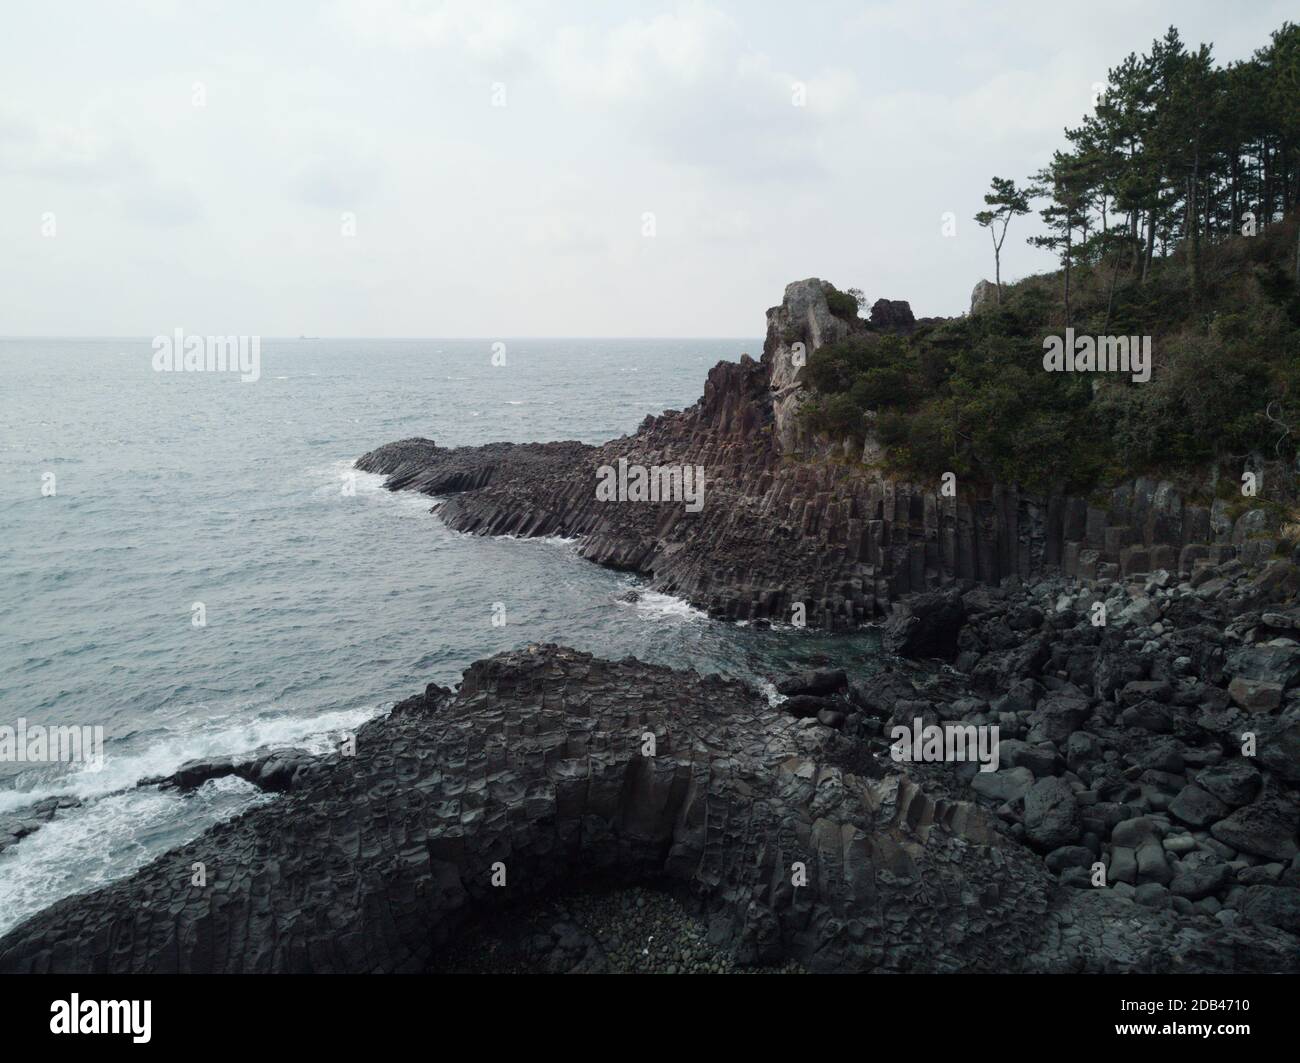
[
  {"xmin": 762, "ymin": 278, "xmax": 850, "ymax": 454},
  {"xmin": 356, "ymin": 281, "xmax": 1292, "ymax": 629}
]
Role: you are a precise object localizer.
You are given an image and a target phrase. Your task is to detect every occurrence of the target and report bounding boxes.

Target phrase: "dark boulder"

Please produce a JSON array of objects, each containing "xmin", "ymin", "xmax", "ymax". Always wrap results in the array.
[
  {"xmin": 776, "ymin": 668, "xmax": 847, "ymax": 697},
  {"xmin": 883, "ymin": 590, "xmax": 967, "ymax": 660},
  {"xmin": 868, "ymin": 298, "xmax": 915, "ymax": 330},
  {"xmin": 781, "ymin": 694, "xmax": 834, "ymax": 718},
  {"xmin": 1210, "ymin": 795, "xmax": 1300, "ymax": 861}
]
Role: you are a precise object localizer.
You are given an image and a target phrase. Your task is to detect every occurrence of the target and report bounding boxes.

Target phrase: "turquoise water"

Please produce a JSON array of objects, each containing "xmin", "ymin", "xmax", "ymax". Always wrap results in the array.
[{"xmin": 0, "ymin": 337, "xmax": 879, "ymax": 933}]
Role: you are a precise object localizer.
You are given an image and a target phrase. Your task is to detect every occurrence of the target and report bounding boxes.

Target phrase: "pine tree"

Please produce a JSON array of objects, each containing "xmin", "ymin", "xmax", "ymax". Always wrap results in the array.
[{"xmin": 974, "ymin": 177, "xmax": 1032, "ymax": 304}]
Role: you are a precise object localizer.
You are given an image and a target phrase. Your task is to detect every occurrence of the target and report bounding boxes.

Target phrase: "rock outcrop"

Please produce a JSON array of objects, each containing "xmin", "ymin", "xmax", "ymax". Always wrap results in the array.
[
  {"xmin": 138, "ymin": 748, "xmax": 325, "ymax": 794},
  {"xmin": 0, "ymin": 796, "xmax": 82, "ymax": 857},
  {"xmin": 357, "ymin": 281, "xmax": 1294, "ymax": 630},
  {"xmin": 2, "ymin": 644, "xmax": 1293, "ymax": 974},
  {"xmin": 970, "ymin": 279, "xmax": 999, "ymax": 314},
  {"xmin": 764, "ymin": 278, "xmax": 852, "ymax": 453},
  {"xmin": 868, "ymin": 298, "xmax": 916, "ymax": 330}
]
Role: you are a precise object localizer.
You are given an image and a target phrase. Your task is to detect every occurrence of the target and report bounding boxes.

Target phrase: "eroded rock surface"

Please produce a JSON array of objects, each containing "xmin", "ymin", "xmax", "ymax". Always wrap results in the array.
[{"xmin": 1, "ymin": 644, "xmax": 1294, "ymax": 974}]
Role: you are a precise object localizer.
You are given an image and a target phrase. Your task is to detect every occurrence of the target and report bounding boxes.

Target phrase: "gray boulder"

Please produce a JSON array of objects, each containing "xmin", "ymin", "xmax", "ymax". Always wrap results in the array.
[
  {"xmin": 1024, "ymin": 777, "xmax": 1081, "ymax": 850},
  {"xmin": 1210, "ymin": 796, "xmax": 1300, "ymax": 861}
]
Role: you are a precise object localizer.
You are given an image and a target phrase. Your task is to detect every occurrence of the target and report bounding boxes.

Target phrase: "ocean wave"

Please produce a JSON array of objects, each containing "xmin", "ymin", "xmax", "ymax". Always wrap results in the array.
[
  {"xmin": 619, "ymin": 590, "xmax": 707, "ymax": 623},
  {"xmin": 0, "ymin": 776, "xmax": 270, "ymax": 936},
  {"xmin": 307, "ymin": 460, "xmax": 437, "ymax": 510},
  {"xmin": 0, "ymin": 701, "xmax": 379, "ymax": 816}
]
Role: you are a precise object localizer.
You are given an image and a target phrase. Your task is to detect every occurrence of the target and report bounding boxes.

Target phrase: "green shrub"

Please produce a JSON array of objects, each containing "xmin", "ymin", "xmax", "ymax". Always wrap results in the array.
[
  {"xmin": 824, "ymin": 286, "xmax": 861, "ymax": 321},
  {"xmin": 803, "ymin": 393, "xmax": 864, "ymax": 443},
  {"xmin": 803, "ymin": 337, "xmax": 876, "ymax": 394},
  {"xmin": 797, "ymin": 248, "xmax": 1300, "ymax": 494}
]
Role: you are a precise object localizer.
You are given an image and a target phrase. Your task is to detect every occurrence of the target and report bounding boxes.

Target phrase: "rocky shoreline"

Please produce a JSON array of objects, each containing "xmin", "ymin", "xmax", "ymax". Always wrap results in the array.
[
  {"xmin": 2, "ymin": 566, "xmax": 1296, "ymax": 971},
  {"xmin": 2, "ymin": 278, "xmax": 1297, "ymax": 973},
  {"xmin": 1, "ymin": 548, "xmax": 1297, "ymax": 971}
]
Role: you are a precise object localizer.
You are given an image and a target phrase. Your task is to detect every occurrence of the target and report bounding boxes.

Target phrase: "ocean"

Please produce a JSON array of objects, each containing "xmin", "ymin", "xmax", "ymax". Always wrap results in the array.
[{"xmin": 0, "ymin": 337, "xmax": 879, "ymax": 935}]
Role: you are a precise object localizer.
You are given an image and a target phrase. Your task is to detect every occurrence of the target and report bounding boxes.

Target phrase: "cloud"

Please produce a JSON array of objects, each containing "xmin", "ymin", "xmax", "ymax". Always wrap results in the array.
[
  {"xmin": 0, "ymin": 107, "xmax": 143, "ymax": 183},
  {"xmin": 522, "ymin": 213, "xmax": 609, "ymax": 255},
  {"xmin": 328, "ymin": 0, "xmax": 531, "ymax": 58},
  {"xmin": 544, "ymin": 6, "xmax": 856, "ymax": 180},
  {"xmin": 120, "ymin": 179, "xmax": 203, "ymax": 226},
  {"xmin": 288, "ymin": 155, "xmax": 382, "ymax": 210}
]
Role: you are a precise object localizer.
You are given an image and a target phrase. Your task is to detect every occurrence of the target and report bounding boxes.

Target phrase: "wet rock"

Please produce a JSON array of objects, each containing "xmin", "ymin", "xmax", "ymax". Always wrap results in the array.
[
  {"xmin": 140, "ymin": 748, "xmax": 320, "ymax": 794},
  {"xmin": 781, "ymin": 695, "xmax": 834, "ymax": 719},
  {"xmin": 816, "ymin": 709, "xmax": 847, "ymax": 730},
  {"xmin": 776, "ymin": 668, "xmax": 847, "ymax": 697},
  {"xmin": 0, "ymin": 797, "xmax": 82, "ymax": 856}
]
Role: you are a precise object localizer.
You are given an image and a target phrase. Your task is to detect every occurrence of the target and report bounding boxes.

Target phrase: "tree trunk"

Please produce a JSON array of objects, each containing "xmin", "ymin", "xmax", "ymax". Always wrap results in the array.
[
  {"xmin": 1142, "ymin": 210, "xmax": 1155, "ymax": 283},
  {"xmin": 1103, "ymin": 244, "xmax": 1122, "ymax": 333},
  {"xmin": 1189, "ymin": 150, "xmax": 1201, "ymax": 305},
  {"xmin": 1231, "ymin": 150, "xmax": 1240, "ymax": 233},
  {"xmin": 1063, "ymin": 226, "xmax": 1072, "ymax": 323}
]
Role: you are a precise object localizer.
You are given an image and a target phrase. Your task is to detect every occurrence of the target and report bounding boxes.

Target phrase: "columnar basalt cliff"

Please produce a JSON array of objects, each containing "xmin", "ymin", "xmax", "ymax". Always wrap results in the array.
[
  {"xmin": 2, "ymin": 644, "xmax": 1294, "ymax": 974},
  {"xmin": 357, "ymin": 280, "xmax": 1291, "ymax": 629},
  {"xmin": 4, "ymin": 285, "xmax": 1296, "ymax": 969}
]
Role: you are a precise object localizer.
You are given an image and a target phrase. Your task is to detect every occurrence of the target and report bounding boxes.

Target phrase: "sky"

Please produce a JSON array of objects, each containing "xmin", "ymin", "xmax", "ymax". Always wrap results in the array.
[{"xmin": 1, "ymin": 0, "xmax": 1293, "ymax": 337}]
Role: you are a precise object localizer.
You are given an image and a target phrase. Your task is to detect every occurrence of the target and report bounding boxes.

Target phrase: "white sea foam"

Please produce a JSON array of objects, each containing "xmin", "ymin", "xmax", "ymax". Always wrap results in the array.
[
  {"xmin": 493, "ymin": 533, "xmax": 581, "ymax": 550},
  {"xmin": 0, "ymin": 776, "xmax": 270, "ymax": 936},
  {"xmin": 620, "ymin": 590, "xmax": 707, "ymax": 622},
  {"xmin": 308, "ymin": 460, "xmax": 436, "ymax": 511},
  {"xmin": 0, "ymin": 701, "xmax": 378, "ymax": 815}
]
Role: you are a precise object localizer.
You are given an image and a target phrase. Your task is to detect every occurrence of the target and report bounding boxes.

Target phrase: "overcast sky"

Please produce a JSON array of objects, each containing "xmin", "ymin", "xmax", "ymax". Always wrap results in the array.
[{"xmin": 2, "ymin": 0, "xmax": 1292, "ymax": 337}]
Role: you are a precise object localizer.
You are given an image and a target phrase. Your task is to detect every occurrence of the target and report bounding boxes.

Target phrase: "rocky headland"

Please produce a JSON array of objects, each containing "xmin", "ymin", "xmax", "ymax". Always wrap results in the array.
[{"xmin": 357, "ymin": 279, "xmax": 1296, "ymax": 629}]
